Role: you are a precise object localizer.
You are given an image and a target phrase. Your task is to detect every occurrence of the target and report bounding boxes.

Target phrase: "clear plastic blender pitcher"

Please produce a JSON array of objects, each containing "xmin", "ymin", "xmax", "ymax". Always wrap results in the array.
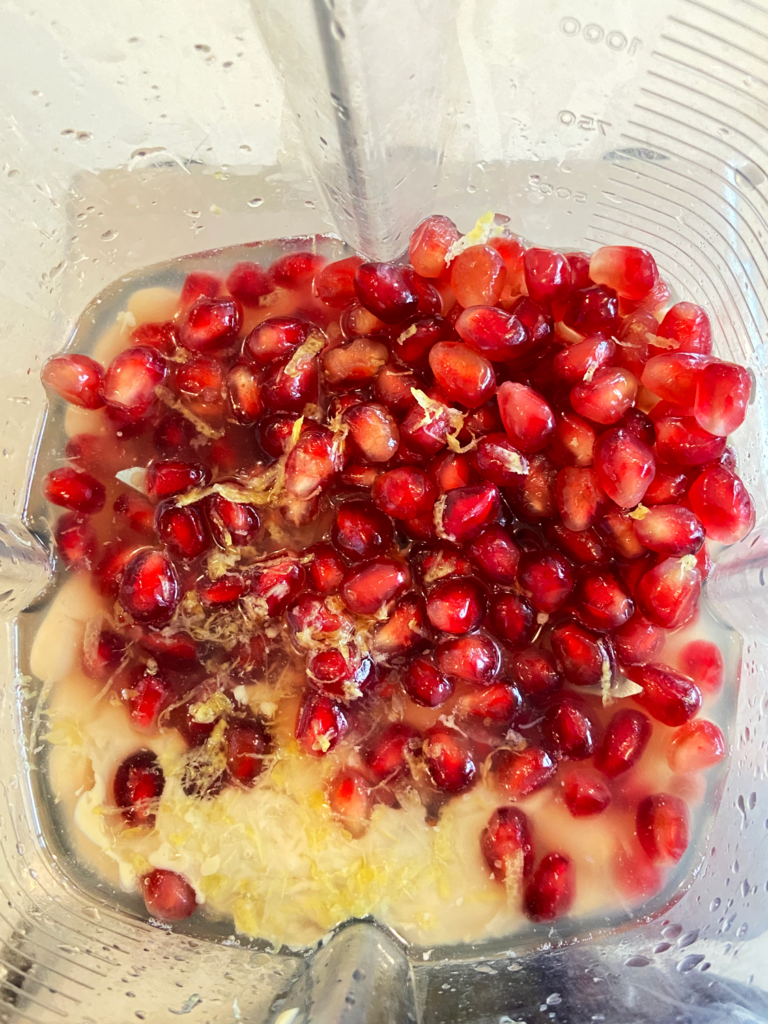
[{"xmin": 2, "ymin": 0, "xmax": 768, "ymax": 1020}]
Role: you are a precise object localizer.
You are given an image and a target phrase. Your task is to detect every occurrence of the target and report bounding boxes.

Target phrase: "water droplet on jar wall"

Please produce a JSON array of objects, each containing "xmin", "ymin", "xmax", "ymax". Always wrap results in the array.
[{"xmin": 248, "ymin": 198, "xmax": 264, "ymax": 208}]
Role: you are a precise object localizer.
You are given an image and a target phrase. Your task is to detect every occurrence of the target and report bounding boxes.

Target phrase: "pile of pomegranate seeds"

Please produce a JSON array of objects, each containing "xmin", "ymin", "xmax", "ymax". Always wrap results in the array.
[{"xmin": 40, "ymin": 218, "xmax": 750, "ymax": 928}]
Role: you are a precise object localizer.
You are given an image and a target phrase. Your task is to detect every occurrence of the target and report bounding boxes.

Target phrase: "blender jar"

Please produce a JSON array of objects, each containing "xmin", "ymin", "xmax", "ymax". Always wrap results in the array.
[{"xmin": 2, "ymin": 0, "xmax": 768, "ymax": 1020}]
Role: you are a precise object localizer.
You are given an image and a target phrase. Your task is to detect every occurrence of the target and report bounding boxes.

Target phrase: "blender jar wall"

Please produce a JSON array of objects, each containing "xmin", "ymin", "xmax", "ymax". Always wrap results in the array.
[{"xmin": 1, "ymin": 0, "xmax": 768, "ymax": 1021}]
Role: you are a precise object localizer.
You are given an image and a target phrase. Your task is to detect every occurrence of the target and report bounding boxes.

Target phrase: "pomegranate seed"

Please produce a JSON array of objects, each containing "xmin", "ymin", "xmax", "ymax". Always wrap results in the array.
[
  {"xmin": 523, "ymin": 248, "xmax": 572, "ymax": 306},
  {"xmin": 269, "ymin": 251, "xmax": 326, "ymax": 289},
  {"xmin": 511, "ymin": 647, "xmax": 562, "ymax": 702},
  {"xmin": 481, "ymin": 806, "xmax": 534, "ymax": 882},
  {"xmin": 364, "ymin": 723, "xmax": 419, "ymax": 782},
  {"xmin": 225, "ymin": 719, "xmax": 272, "ymax": 786},
  {"xmin": 153, "ymin": 413, "xmax": 195, "ymax": 454},
  {"xmin": 679, "ymin": 639, "xmax": 724, "ymax": 695},
  {"xmin": 413, "ymin": 543, "xmax": 473, "ymax": 585},
  {"xmin": 327, "ymin": 769, "xmax": 372, "ymax": 837},
  {"xmin": 643, "ymin": 463, "xmax": 689, "ymax": 506},
  {"xmin": 426, "ymin": 577, "xmax": 485, "ymax": 634},
  {"xmin": 399, "ymin": 396, "xmax": 455, "ymax": 458},
  {"xmin": 429, "ymin": 450, "xmax": 474, "ymax": 492},
  {"xmin": 627, "ymin": 663, "xmax": 702, "ymax": 726},
  {"xmin": 613, "ymin": 842, "xmax": 662, "ymax": 903},
  {"xmin": 594, "ymin": 427, "xmax": 655, "ymax": 508},
  {"xmin": 95, "ymin": 543, "xmax": 139, "ymax": 597},
  {"xmin": 287, "ymin": 592, "xmax": 348, "ymax": 644},
  {"xmin": 251, "ymin": 557, "xmax": 306, "ymax": 617},
  {"xmin": 353, "ymin": 262, "xmax": 418, "ymax": 324},
  {"xmin": 304, "ymin": 542, "xmax": 344, "ymax": 595},
  {"xmin": 244, "ymin": 316, "xmax": 309, "ymax": 365},
  {"xmin": 259, "ymin": 414, "xmax": 305, "ymax": 457},
  {"xmin": 180, "ymin": 271, "xmax": 220, "ymax": 307},
  {"xmin": 119, "ymin": 549, "xmax": 180, "ymax": 624},
  {"xmin": 632, "ymin": 504, "xmax": 703, "ymax": 557},
  {"xmin": 498, "ymin": 382, "xmax": 555, "ymax": 452},
  {"xmin": 655, "ymin": 413, "xmax": 727, "ymax": 467},
  {"xmin": 333, "ymin": 500, "xmax": 393, "ymax": 562},
  {"xmin": 146, "ymin": 460, "xmax": 209, "ymax": 500},
  {"xmin": 468, "ymin": 524, "xmax": 521, "ymax": 584},
  {"xmin": 132, "ymin": 321, "xmax": 178, "ymax": 355},
  {"xmin": 556, "ymin": 467, "xmax": 604, "ymax": 532},
  {"xmin": 174, "ymin": 355, "xmax": 224, "ymax": 406},
  {"xmin": 550, "ymin": 621, "xmax": 613, "ymax": 688},
  {"xmin": 493, "ymin": 747, "xmax": 557, "ymax": 799},
  {"xmin": 114, "ymin": 750, "xmax": 164, "ymax": 827},
  {"xmin": 518, "ymin": 550, "xmax": 575, "ymax": 613},
  {"xmin": 155, "ymin": 501, "xmax": 208, "ymax": 560},
  {"xmin": 571, "ymin": 367, "xmax": 638, "ymax": 425},
  {"xmin": 205, "ymin": 493, "xmax": 261, "ymax": 548},
  {"xmin": 510, "ymin": 295, "xmax": 554, "ymax": 348},
  {"xmin": 423, "ymin": 725, "xmax": 477, "ymax": 793},
  {"xmin": 65, "ymin": 432, "xmax": 120, "ymax": 474},
  {"xmin": 574, "ymin": 568, "xmax": 633, "ymax": 631},
  {"xmin": 179, "ymin": 297, "xmax": 242, "ymax": 352},
  {"xmin": 450, "ymin": 244, "xmax": 506, "ymax": 307},
  {"xmin": 688, "ymin": 465, "xmax": 754, "ymax": 543},
  {"xmin": 594, "ymin": 709, "xmax": 652, "ymax": 778},
  {"xmin": 693, "ymin": 360, "xmax": 751, "ymax": 436},
  {"xmin": 197, "ymin": 572, "xmax": 248, "ymax": 606},
  {"xmin": 636, "ymin": 793, "xmax": 689, "ymax": 863},
  {"xmin": 436, "ymin": 632, "xmax": 500, "ymax": 684},
  {"xmin": 226, "ymin": 364, "xmax": 262, "ymax": 423},
  {"xmin": 562, "ymin": 285, "xmax": 619, "ymax": 336},
  {"xmin": 141, "ymin": 869, "xmax": 197, "ymax": 921},
  {"xmin": 42, "ymin": 354, "xmax": 104, "ymax": 409},
  {"xmin": 491, "ymin": 234, "xmax": 527, "ymax": 295},
  {"xmin": 341, "ymin": 557, "xmax": 409, "ymax": 614},
  {"xmin": 624, "ymin": 275, "xmax": 671, "ymax": 314},
  {"xmin": 543, "ymin": 695, "xmax": 595, "ymax": 760},
  {"xmin": 616, "ymin": 310, "xmax": 655, "ymax": 376},
  {"xmin": 546, "ymin": 523, "xmax": 607, "ymax": 564},
  {"xmin": 641, "ymin": 352, "xmax": 711, "ymax": 407},
  {"xmin": 668, "ymin": 719, "xmax": 726, "ymax": 774},
  {"xmin": 392, "ymin": 314, "xmax": 449, "ymax": 368},
  {"xmin": 473, "ymin": 433, "xmax": 529, "ymax": 486},
  {"xmin": 371, "ymin": 591, "xmax": 429, "ymax": 660},
  {"xmin": 597, "ymin": 509, "xmax": 645, "ymax": 561},
  {"xmin": 589, "ymin": 246, "xmax": 658, "ymax": 300},
  {"xmin": 344, "ymin": 402, "xmax": 399, "ymax": 463},
  {"xmin": 44, "ymin": 467, "xmax": 105, "ymax": 514},
  {"xmin": 524, "ymin": 852, "xmax": 574, "ymax": 922},
  {"xmin": 114, "ymin": 492, "xmax": 155, "ymax": 535},
  {"xmin": 428, "ymin": 342, "xmax": 496, "ymax": 409},
  {"xmin": 637, "ymin": 556, "xmax": 701, "ymax": 629},
  {"xmin": 654, "ymin": 302, "xmax": 712, "ymax": 356},
  {"xmin": 618, "ymin": 408, "xmax": 656, "ymax": 448},
  {"xmin": 409, "ymin": 215, "xmax": 461, "ymax": 277},
  {"xmin": 284, "ymin": 428, "xmax": 337, "ymax": 500},
  {"xmin": 138, "ymin": 630, "xmax": 199, "ymax": 673},
  {"xmin": 341, "ymin": 302, "xmax": 388, "ymax": 338},
  {"xmin": 103, "ymin": 346, "xmax": 166, "ymax": 422},
  {"xmin": 435, "ymin": 482, "xmax": 500, "ymax": 543},
  {"xmin": 262, "ymin": 353, "xmax": 319, "ymax": 412},
  {"xmin": 323, "ymin": 337, "xmax": 389, "ymax": 387},
  {"xmin": 455, "ymin": 306, "xmax": 533, "ymax": 364},
  {"xmin": 552, "ymin": 337, "xmax": 616, "ymax": 387},
  {"xmin": 126, "ymin": 667, "xmax": 173, "ymax": 729},
  {"xmin": 613, "ymin": 614, "xmax": 664, "ymax": 666},
  {"xmin": 224, "ymin": 260, "xmax": 270, "ymax": 306},
  {"xmin": 550, "ymin": 413, "xmax": 596, "ymax": 469},
  {"xmin": 374, "ymin": 367, "xmax": 423, "ymax": 420},
  {"xmin": 403, "ymin": 655, "xmax": 453, "ymax": 707},
  {"xmin": 82, "ymin": 628, "xmax": 127, "ymax": 680},
  {"xmin": 563, "ymin": 768, "xmax": 611, "ymax": 817},
  {"xmin": 54, "ymin": 512, "xmax": 97, "ymax": 570},
  {"xmin": 313, "ymin": 255, "xmax": 363, "ymax": 307},
  {"xmin": 340, "ymin": 462, "xmax": 380, "ymax": 489},
  {"xmin": 458, "ymin": 682, "xmax": 522, "ymax": 725},
  {"xmin": 296, "ymin": 691, "xmax": 348, "ymax": 756}
]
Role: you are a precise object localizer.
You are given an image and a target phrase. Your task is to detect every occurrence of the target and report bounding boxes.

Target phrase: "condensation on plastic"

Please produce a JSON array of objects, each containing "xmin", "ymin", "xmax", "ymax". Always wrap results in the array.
[{"xmin": 1, "ymin": 0, "xmax": 768, "ymax": 1021}]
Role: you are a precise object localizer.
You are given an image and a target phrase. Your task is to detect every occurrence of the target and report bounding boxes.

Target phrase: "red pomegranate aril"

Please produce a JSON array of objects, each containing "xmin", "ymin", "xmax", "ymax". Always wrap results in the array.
[
  {"xmin": 309, "ymin": 647, "xmax": 368, "ymax": 693},
  {"xmin": 589, "ymin": 246, "xmax": 658, "ymax": 300},
  {"xmin": 95, "ymin": 543, "xmax": 139, "ymax": 597},
  {"xmin": 654, "ymin": 302, "xmax": 712, "ymax": 356},
  {"xmin": 268, "ymin": 251, "xmax": 326, "ymax": 290},
  {"xmin": 511, "ymin": 647, "xmax": 562, "ymax": 702},
  {"xmin": 174, "ymin": 355, "xmax": 224, "ymax": 405},
  {"xmin": 498, "ymin": 382, "xmax": 555, "ymax": 452},
  {"xmin": 562, "ymin": 285, "xmax": 619, "ymax": 336},
  {"xmin": 428, "ymin": 342, "xmax": 496, "ymax": 409},
  {"xmin": 481, "ymin": 806, "xmax": 534, "ymax": 882},
  {"xmin": 224, "ymin": 260, "xmax": 270, "ymax": 306},
  {"xmin": 251, "ymin": 558, "xmax": 305, "ymax": 617},
  {"xmin": 284, "ymin": 428, "xmax": 337, "ymax": 500},
  {"xmin": 494, "ymin": 747, "xmax": 557, "ymax": 799},
  {"xmin": 668, "ymin": 719, "xmax": 726, "ymax": 774},
  {"xmin": 371, "ymin": 592, "xmax": 429, "ymax": 660},
  {"xmin": 563, "ymin": 769, "xmax": 611, "ymax": 817},
  {"xmin": 312, "ymin": 255, "xmax": 363, "ymax": 307},
  {"xmin": 693, "ymin": 360, "xmax": 751, "ymax": 436},
  {"xmin": 688, "ymin": 465, "xmax": 754, "ymax": 543},
  {"xmin": 550, "ymin": 413, "xmax": 596, "ymax": 469},
  {"xmin": 643, "ymin": 464, "xmax": 689, "ymax": 506},
  {"xmin": 461, "ymin": 399, "xmax": 504, "ymax": 442},
  {"xmin": 641, "ymin": 352, "xmax": 711, "ymax": 407},
  {"xmin": 153, "ymin": 413, "xmax": 195, "ymax": 454},
  {"xmin": 437, "ymin": 632, "xmax": 500, "ymax": 684},
  {"xmin": 341, "ymin": 557, "xmax": 409, "ymax": 614},
  {"xmin": 637, "ymin": 556, "xmax": 701, "ymax": 629},
  {"xmin": 180, "ymin": 270, "xmax": 220, "ymax": 307},
  {"xmin": 205, "ymin": 493, "xmax": 261, "ymax": 548},
  {"xmin": 459, "ymin": 682, "xmax": 522, "ymax": 725},
  {"xmin": 636, "ymin": 793, "xmax": 689, "ymax": 864},
  {"xmin": 114, "ymin": 491, "xmax": 155, "ymax": 535},
  {"xmin": 373, "ymin": 364, "xmax": 422, "ymax": 415},
  {"xmin": 490, "ymin": 592, "xmax": 536, "ymax": 648},
  {"xmin": 82, "ymin": 628, "xmax": 126, "ymax": 680},
  {"xmin": 518, "ymin": 550, "xmax": 575, "ymax": 614},
  {"xmin": 332, "ymin": 501, "xmax": 393, "ymax": 561},
  {"xmin": 413, "ymin": 542, "xmax": 473, "ymax": 585},
  {"xmin": 655, "ymin": 414, "xmax": 727, "ymax": 467},
  {"xmin": 473, "ymin": 433, "xmax": 529, "ymax": 486},
  {"xmin": 42, "ymin": 354, "xmax": 104, "ymax": 409},
  {"xmin": 44, "ymin": 467, "xmax": 105, "ymax": 514},
  {"xmin": 468, "ymin": 524, "xmax": 521, "ymax": 585},
  {"xmin": 546, "ymin": 523, "xmax": 607, "ymax": 564},
  {"xmin": 226, "ymin": 719, "xmax": 271, "ymax": 786},
  {"xmin": 423, "ymin": 726, "xmax": 477, "ymax": 793},
  {"xmin": 627, "ymin": 662, "xmax": 702, "ymax": 726},
  {"xmin": 119, "ymin": 549, "xmax": 180, "ymax": 625},
  {"xmin": 429, "ymin": 450, "xmax": 474, "ymax": 493},
  {"xmin": 179, "ymin": 297, "xmax": 242, "ymax": 353},
  {"xmin": 595, "ymin": 708, "xmax": 652, "ymax": 778},
  {"xmin": 623, "ymin": 274, "xmax": 671, "ymax": 315},
  {"xmin": 594, "ymin": 427, "xmax": 655, "ymax": 508},
  {"xmin": 114, "ymin": 750, "xmax": 164, "ymax": 827},
  {"xmin": 616, "ymin": 310, "xmax": 655, "ymax": 376},
  {"xmin": 141, "ymin": 869, "xmax": 197, "ymax": 921},
  {"xmin": 618, "ymin": 408, "xmax": 656, "ymax": 448},
  {"xmin": 435, "ymin": 482, "xmax": 500, "ymax": 543},
  {"xmin": 403, "ymin": 655, "xmax": 453, "ymax": 707},
  {"xmin": 304, "ymin": 543, "xmax": 344, "ymax": 596},
  {"xmin": 552, "ymin": 338, "xmax": 616, "ymax": 387},
  {"xmin": 262, "ymin": 354, "xmax": 319, "ymax": 413},
  {"xmin": 132, "ymin": 321, "xmax": 178, "ymax": 355},
  {"xmin": 455, "ymin": 306, "xmax": 533, "ymax": 364},
  {"xmin": 426, "ymin": 577, "xmax": 485, "ymax": 634},
  {"xmin": 154, "ymin": 501, "xmax": 207, "ymax": 560},
  {"xmin": 571, "ymin": 367, "xmax": 638, "ymax": 425},
  {"xmin": 574, "ymin": 568, "xmax": 634, "ymax": 631},
  {"xmin": 126, "ymin": 667, "xmax": 173, "ymax": 730},
  {"xmin": 138, "ymin": 630, "xmax": 199, "ymax": 673},
  {"xmin": 55, "ymin": 512, "xmax": 97, "ymax": 570},
  {"xmin": 296, "ymin": 691, "xmax": 348, "ymax": 756},
  {"xmin": 327, "ymin": 769, "xmax": 372, "ymax": 837},
  {"xmin": 344, "ymin": 402, "xmax": 399, "ymax": 463},
  {"xmin": 679, "ymin": 639, "xmax": 724, "ymax": 695},
  {"xmin": 371, "ymin": 467, "xmax": 436, "ymax": 520},
  {"xmin": 509, "ymin": 295, "xmax": 554, "ymax": 348},
  {"xmin": 632, "ymin": 504, "xmax": 703, "ymax": 556},
  {"xmin": 542, "ymin": 695, "xmax": 596, "ymax": 760},
  {"xmin": 524, "ymin": 852, "xmax": 574, "ymax": 922},
  {"xmin": 523, "ymin": 248, "xmax": 572, "ymax": 306},
  {"xmin": 550, "ymin": 621, "xmax": 613, "ymax": 688},
  {"xmin": 392, "ymin": 314, "xmax": 449, "ymax": 368},
  {"xmin": 197, "ymin": 572, "xmax": 248, "ymax": 606},
  {"xmin": 450, "ymin": 244, "xmax": 506, "ymax": 307},
  {"xmin": 244, "ymin": 316, "xmax": 309, "ymax": 365},
  {"xmin": 146, "ymin": 460, "xmax": 209, "ymax": 501},
  {"xmin": 323, "ymin": 337, "xmax": 389, "ymax": 387},
  {"xmin": 614, "ymin": 614, "xmax": 664, "ymax": 667},
  {"xmin": 409, "ymin": 215, "xmax": 461, "ymax": 277},
  {"xmin": 364, "ymin": 723, "xmax": 419, "ymax": 782},
  {"xmin": 556, "ymin": 467, "xmax": 603, "ymax": 533},
  {"xmin": 226, "ymin": 364, "xmax": 262, "ymax": 423},
  {"xmin": 353, "ymin": 262, "xmax": 419, "ymax": 324}
]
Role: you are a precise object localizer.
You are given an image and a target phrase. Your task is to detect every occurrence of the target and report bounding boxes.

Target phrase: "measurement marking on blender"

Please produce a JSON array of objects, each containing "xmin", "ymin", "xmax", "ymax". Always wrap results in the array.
[
  {"xmin": 559, "ymin": 17, "xmax": 642, "ymax": 55},
  {"xmin": 557, "ymin": 111, "xmax": 612, "ymax": 134}
]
